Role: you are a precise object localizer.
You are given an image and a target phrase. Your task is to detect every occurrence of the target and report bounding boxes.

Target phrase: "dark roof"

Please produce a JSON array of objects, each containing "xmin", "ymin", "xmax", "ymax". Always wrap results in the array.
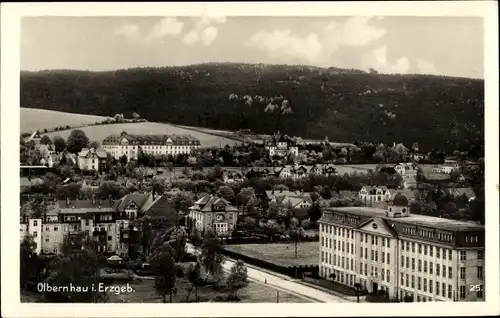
[
  {"xmin": 115, "ymin": 193, "xmax": 152, "ymax": 212},
  {"xmin": 393, "ymin": 193, "xmax": 409, "ymax": 206},
  {"xmin": 142, "ymin": 195, "xmax": 177, "ymax": 217},
  {"xmin": 102, "ymin": 132, "xmax": 200, "ymax": 146},
  {"xmin": 57, "ymin": 199, "xmax": 115, "ymax": 214}
]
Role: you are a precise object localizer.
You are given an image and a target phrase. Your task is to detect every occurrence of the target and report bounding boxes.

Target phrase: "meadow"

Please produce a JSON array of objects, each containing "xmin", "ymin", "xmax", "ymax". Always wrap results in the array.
[
  {"xmin": 223, "ymin": 242, "xmax": 319, "ymax": 267},
  {"xmin": 21, "ymin": 108, "xmax": 107, "ymax": 133}
]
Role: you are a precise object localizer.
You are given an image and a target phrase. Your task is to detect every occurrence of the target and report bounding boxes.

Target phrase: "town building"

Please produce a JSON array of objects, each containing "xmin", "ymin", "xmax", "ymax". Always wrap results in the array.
[
  {"xmin": 188, "ymin": 194, "xmax": 238, "ymax": 237},
  {"xmin": 77, "ymin": 147, "xmax": 108, "ymax": 171},
  {"xmin": 265, "ymin": 133, "xmax": 299, "ymax": 158},
  {"xmin": 318, "ymin": 194, "xmax": 485, "ymax": 302},
  {"xmin": 102, "ymin": 131, "xmax": 201, "ymax": 160},
  {"xmin": 358, "ymin": 186, "xmax": 394, "ymax": 204},
  {"xmin": 24, "ymin": 131, "xmax": 42, "ymax": 146},
  {"xmin": 394, "ymin": 163, "xmax": 418, "ymax": 178},
  {"xmin": 20, "ymin": 193, "xmax": 155, "ymax": 257}
]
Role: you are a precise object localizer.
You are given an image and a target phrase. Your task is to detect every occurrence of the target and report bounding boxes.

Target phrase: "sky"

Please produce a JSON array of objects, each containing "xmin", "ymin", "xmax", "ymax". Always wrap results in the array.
[{"xmin": 21, "ymin": 16, "xmax": 484, "ymax": 78}]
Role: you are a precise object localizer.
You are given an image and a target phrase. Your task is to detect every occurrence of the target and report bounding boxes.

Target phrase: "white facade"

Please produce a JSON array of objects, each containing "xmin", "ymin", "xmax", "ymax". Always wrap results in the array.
[
  {"xmin": 102, "ymin": 132, "xmax": 201, "ymax": 160},
  {"xmin": 318, "ymin": 206, "xmax": 485, "ymax": 302},
  {"xmin": 359, "ymin": 186, "xmax": 393, "ymax": 203}
]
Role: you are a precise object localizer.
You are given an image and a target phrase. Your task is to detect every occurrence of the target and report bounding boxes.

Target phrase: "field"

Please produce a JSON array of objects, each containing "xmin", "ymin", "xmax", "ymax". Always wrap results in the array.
[
  {"xmin": 43, "ymin": 122, "xmax": 241, "ymax": 148},
  {"xmin": 109, "ymin": 276, "xmax": 309, "ymax": 303},
  {"xmin": 21, "ymin": 108, "xmax": 107, "ymax": 133},
  {"xmin": 223, "ymin": 242, "xmax": 319, "ymax": 267}
]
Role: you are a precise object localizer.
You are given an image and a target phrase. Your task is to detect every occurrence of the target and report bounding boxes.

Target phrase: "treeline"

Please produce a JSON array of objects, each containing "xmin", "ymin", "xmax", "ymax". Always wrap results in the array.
[{"xmin": 21, "ymin": 63, "xmax": 484, "ymax": 152}]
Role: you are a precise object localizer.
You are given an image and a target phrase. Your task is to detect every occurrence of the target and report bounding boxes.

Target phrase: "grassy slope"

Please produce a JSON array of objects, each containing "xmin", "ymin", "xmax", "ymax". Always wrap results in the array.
[{"xmin": 20, "ymin": 108, "xmax": 107, "ymax": 133}]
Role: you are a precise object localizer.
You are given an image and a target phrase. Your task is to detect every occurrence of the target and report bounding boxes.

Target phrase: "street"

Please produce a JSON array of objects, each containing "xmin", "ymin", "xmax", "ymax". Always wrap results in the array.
[{"xmin": 186, "ymin": 243, "xmax": 352, "ymax": 303}]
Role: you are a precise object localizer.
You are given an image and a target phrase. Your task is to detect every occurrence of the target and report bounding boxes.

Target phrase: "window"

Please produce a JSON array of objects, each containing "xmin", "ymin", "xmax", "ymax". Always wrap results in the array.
[
  {"xmin": 412, "ymin": 242, "xmax": 415, "ymax": 253},
  {"xmin": 351, "ymin": 259, "xmax": 353, "ymax": 270},
  {"xmin": 360, "ymin": 261, "xmax": 363, "ymax": 274},
  {"xmin": 478, "ymin": 250, "xmax": 484, "ymax": 260},
  {"xmin": 365, "ymin": 248, "xmax": 368, "ymax": 258},
  {"xmin": 437, "ymin": 248, "xmax": 441, "ymax": 258},
  {"xmin": 107, "ymin": 235, "xmax": 112, "ymax": 241},
  {"xmin": 442, "ymin": 265, "xmax": 446, "ymax": 278},
  {"xmin": 418, "ymin": 244, "xmax": 422, "ymax": 254},
  {"xmin": 382, "ymin": 252, "xmax": 385, "ymax": 263},
  {"xmin": 412, "ymin": 258, "xmax": 415, "ymax": 270},
  {"xmin": 424, "ymin": 261, "xmax": 428, "ymax": 273},
  {"xmin": 477, "ymin": 266, "xmax": 483, "ymax": 279},
  {"xmin": 411, "ymin": 275, "xmax": 415, "ymax": 288},
  {"xmin": 387, "ymin": 239, "xmax": 390, "ymax": 248},
  {"xmin": 375, "ymin": 251, "xmax": 378, "ymax": 262},
  {"xmin": 430, "ymin": 246, "xmax": 433, "ymax": 257},
  {"xmin": 436, "ymin": 264, "xmax": 440, "ymax": 276},
  {"xmin": 364, "ymin": 264, "xmax": 367, "ymax": 275},
  {"xmin": 460, "ymin": 286, "xmax": 465, "ymax": 299},
  {"xmin": 406, "ymin": 242, "xmax": 410, "ymax": 251},
  {"xmin": 372, "ymin": 236, "xmax": 375, "ymax": 245},
  {"xmin": 448, "ymin": 285, "xmax": 452, "ymax": 299},
  {"xmin": 449, "ymin": 250, "xmax": 452, "ymax": 261},
  {"xmin": 430, "ymin": 262, "xmax": 433, "ymax": 274},
  {"xmin": 386, "ymin": 270, "xmax": 390, "ymax": 283},
  {"xmin": 361, "ymin": 248, "xmax": 363, "ymax": 258},
  {"xmin": 442, "ymin": 283, "xmax": 446, "ymax": 297},
  {"xmin": 442, "ymin": 249, "xmax": 446, "ymax": 260},
  {"xmin": 401, "ymin": 273, "xmax": 404, "ymax": 285},
  {"xmin": 33, "ymin": 231, "xmax": 38, "ymax": 238},
  {"xmin": 418, "ymin": 260, "xmax": 422, "ymax": 271},
  {"xmin": 478, "ymin": 290, "xmax": 483, "ymax": 299},
  {"xmin": 45, "ymin": 227, "xmax": 49, "ymax": 231},
  {"xmin": 406, "ymin": 257, "xmax": 410, "ymax": 268},
  {"xmin": 423, "ymin": 278, "xmax": 427, "ymax": 292},
  {"xmin": 45, "ymin": 237, "xmax": 49, "ymax": 242},
  {"xmin": 371, "ymin": 250, "xmax": 374, "ymax": 261},
  {"xmin": 448, "ymin": 266, "xmax": 452, "ymax": 279},
  {"xmin": 387, "ymin": 253, "xmax": 390, "ymax": 264},
  {"xmin": 429, "ymin": 280, "xmax": 433, "ymax": 293},
  {"xmin": 460, "ymin": 250, "xmax": 466, "ymax": 261},
  {"xmin": 401, "ymin": 255, "xmax": 404, "ymax": 267},
  {"xmin": 406, "ymin": 274, "xmax": 409, "ymax": 287},
  {"xmin": 424, "ymin": 245, "xmax": 428, "ymax": 256},
  {"xmin": 381, "ymin": 270, "xmax": 385, "ymax": 281},
  {"xmin": 436, "ymin": 282, "xmax": 440, "ymax": 295},
  {"xmin": 418, "ymin": 277, "xmax": 421, "ymax": 290},
  {"xmin": 85, "ymin": 220, "xmax": 90, "ymax": 226}
]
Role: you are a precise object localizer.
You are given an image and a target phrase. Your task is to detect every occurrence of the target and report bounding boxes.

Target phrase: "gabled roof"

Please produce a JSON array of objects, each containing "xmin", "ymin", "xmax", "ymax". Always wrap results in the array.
[
  {"xmin": 78, "ymin": 147, "xmax": 107, "ymax": 159},
  {"xmin": 57, "ymin": 199, "xmax": 115, "ymax": 214},
  {"xmin": 142, "ymin": 195, "xmax": 177, "ymax": 217},
  {"xmin": 189, "ymin": 195, "xmax": 238, "ymax": 213},
  {"xmin": 115, "ymin": 193, "xmax": 152, "ymax": 212}
]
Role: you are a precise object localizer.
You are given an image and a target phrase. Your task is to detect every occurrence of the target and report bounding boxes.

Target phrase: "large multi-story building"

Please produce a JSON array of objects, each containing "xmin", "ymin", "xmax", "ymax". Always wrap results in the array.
[
  {"xmin": 318, "ymin": 194, "xmax": 485, "ymax": 302},
  {"xmin": 77, "ymin": 147, "xmax": 108, "ymax": 171},
  {"xmin": 188, "ymin": 194, "xmax": 238, "ymax": 237},
  {"xmin": 102, "ymin": 131, "xmax": 201, "ymax": 160},
  {"xmin": 20, "ymin": 193, "xmax": 158, "ymax": 256}
]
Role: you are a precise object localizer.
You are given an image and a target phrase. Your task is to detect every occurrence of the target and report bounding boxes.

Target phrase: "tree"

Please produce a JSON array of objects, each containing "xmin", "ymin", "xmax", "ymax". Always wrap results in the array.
[
  {"xmin": 308, "ymin": 202, "xmax": 322, "ymax": 222},
  {"xmin": 40, "ymin": 135, "xmax": 52, "ymax": 145},
  {"xmin": 20, "ymin": 235, "xmax": 39, "ymax": 289},
  {"xmin": 44, "ymin": 235, "xmax": 106, "ymax": 302},
  {"xmin": 132, "ymin": 112, "xmax": 141, "ymax": 119},
  {"xmin": 53, "ymin": 136, "xmax": 66, "ymax": 152},
  {"xmin": 236, "ymin": 187, "xmax": 256, "ymax": 206},
  {"xmin": 89, "ymin": 140, "xmax": 100, "ymax": 149},
  {"xmin": 189, "ymin": 227, "xmax": 203, "ymax": 247},
  {"xmin": 219, "ymin": 186, "xmax": 235, "ymax": 202},
  {"xmin": 264, "ymin": 99, "xmax": 293, "ymax": 132},
  {"xmin": 186, "ymin": 262, "xmax": 202, "ymax": 302},
  {"xmin": 66, "ymin": 129, "xmax": 89, "ymax": 154},
  {"xmin": 151, "ymin": 243, "xmax": 177, "ymax": 303},
  {"xmin": 200, "ymin": 229, "xmax": 224, "ymax": 281},
  {"xmin": 166, "ymin": 162, "xmax": 174, "ymax": 181},
  {"xmin": 226, "ymin": 260, "xmax": 248, "ymax": 299},
  {"xmin": 119, "ymin": 154, "xmax": 128, "ymax": 166}
]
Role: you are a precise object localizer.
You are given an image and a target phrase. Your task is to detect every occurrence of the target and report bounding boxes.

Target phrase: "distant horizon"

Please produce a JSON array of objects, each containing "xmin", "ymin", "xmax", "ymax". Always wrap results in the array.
[
  {"xmin": 21, "ymin": 16, "xmax": 484, "ymax": 79},
  {"xmin": 19, "ymin": 61, "xmax": 484, "ymax": 81}
]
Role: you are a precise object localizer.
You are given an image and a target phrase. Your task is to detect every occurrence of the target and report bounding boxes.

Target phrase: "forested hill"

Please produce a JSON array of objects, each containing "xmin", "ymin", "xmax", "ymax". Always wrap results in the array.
[{"xmin": 21, "ymin": 63, "xmax": 484, "ymax": 151}]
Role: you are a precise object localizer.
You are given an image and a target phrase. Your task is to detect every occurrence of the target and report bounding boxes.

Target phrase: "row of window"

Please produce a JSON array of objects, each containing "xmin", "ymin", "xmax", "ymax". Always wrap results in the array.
[
  {"xmin": 359, "ymin": 262, "xmax": 391, "ymax": 283},
  {"xmin": 401, "ymin": 240, "xmax": 454, "ymax": 260}
]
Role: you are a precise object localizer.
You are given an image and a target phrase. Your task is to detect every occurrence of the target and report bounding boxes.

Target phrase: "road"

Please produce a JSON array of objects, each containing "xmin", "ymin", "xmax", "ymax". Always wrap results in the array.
[{"xmin": 186, "ymin": 244, "xmax": 351, "ymax": 303}]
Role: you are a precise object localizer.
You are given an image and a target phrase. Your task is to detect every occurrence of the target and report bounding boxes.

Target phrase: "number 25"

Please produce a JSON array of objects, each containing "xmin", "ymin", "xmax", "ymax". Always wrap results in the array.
[{"xmin": 470, "ymin": 284, "xmax": 481, "ymax": 291}]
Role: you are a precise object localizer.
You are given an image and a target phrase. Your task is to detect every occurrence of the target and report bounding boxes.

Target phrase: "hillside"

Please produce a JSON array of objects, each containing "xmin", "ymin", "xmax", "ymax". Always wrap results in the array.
[
  {"xmin": 21, "ymin": 108, "xmax": 107, "ymax": 133},
  {"xmin": 20, "ymin": 63, "xmax": 484, "ymax": 152},
  {"xmin": 40, "ymin": 120, "xmax": 240, "ymax": 148}
]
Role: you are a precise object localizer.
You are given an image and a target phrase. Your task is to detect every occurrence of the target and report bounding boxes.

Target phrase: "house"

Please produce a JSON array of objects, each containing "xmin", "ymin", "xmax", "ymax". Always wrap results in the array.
[
  {"xmin": 223, "ymin": 170, "xmax": 245, "ymax": 183},
  {"xmin": 265, "ymin": 190, "xmax": 311, "ymax": 204},
  {"xmin": 265, "ymin": 133, "xmax": 299, "ymax": 158},
  {"xmin": 322, "ymin": 163, "xmax": 337, "ymax": 176},
  {"xmin": 275, "ymin": 165, "xmax": 292, "ymax": 179},
  {"xmin": 246, "ymin": 167, "xmax": 272, "ymax": 179},
  {"xmin": 276, "ymin": 196, "xmax": 313, "ymax": 217},
  {"xmin": 46, "ymin": 152, "xmax": 59, "ymax": 168},
  {"xmin": 188, "ymin": 195, "xmax": 238, "ymax": 237},
  {"xmin": 138, "ymin": 193, "xmax": 178, "ymax": 229},
  {"xmin": 358, "ymin": 186, "xmax": 393, "ymax": 203},
  {"xmin": 432, "ymin": 164, "xmax": 458, "ymax": 174},
  {"xmin": 393, "ymin": 163, "xmax": 418, "ymax": 177},
  {"xmin": 78, "ymin": 148, "xmax": 108, "ymax": 171}
]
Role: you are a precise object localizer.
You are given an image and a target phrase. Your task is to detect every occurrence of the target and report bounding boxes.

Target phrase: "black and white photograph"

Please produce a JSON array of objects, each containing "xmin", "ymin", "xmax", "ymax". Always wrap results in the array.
[{"xmin": 1, "ymin": 1, "xmax": 499, "ymax": 317}]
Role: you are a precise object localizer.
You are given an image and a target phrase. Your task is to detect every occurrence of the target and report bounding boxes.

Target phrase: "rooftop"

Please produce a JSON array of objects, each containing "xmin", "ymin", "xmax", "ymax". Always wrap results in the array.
[{"xmin": 323, "ymin": 206, "xmax": 484, "ymax": 232}]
